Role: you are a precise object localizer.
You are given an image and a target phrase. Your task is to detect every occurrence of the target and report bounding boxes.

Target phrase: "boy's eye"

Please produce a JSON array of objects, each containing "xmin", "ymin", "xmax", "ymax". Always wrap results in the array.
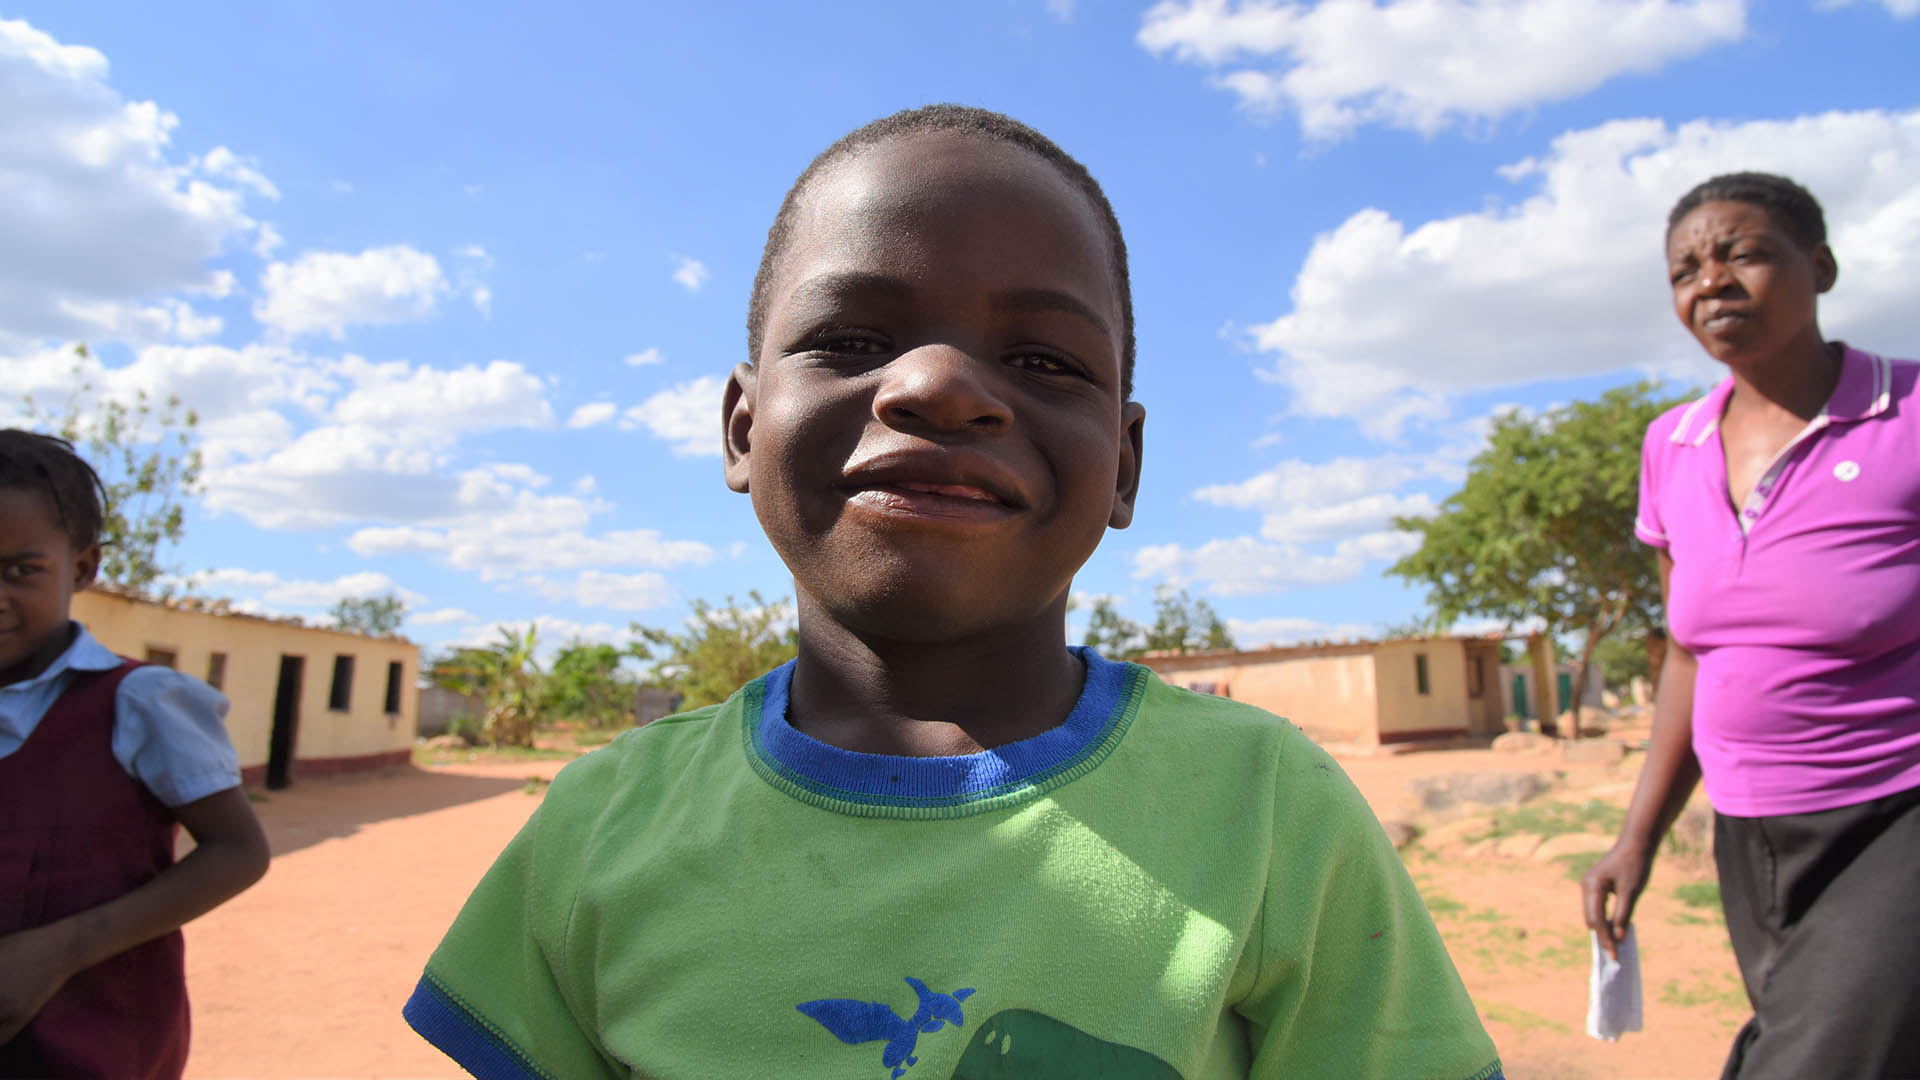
[
  {"xmin": 2, "ymin": 563, "xmax": 40, "ymax": 583},
  {"xmin": 808, "ymin": 330, "xmax": 891, "ymax": 356},
  {"xmin": 1007, "ymin": 350, "xmax": 1081, "ymax": 377}
]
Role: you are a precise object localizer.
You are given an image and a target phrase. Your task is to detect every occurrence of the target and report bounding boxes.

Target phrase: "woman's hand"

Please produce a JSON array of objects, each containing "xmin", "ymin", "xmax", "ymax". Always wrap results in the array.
[
  {"xmin": 0, "ymin": 924, "xmax": 76, "ymax": 1044},
  {"xmin": 1581, "ymin": 841, "xmax": 1656, "ymax": 961}
]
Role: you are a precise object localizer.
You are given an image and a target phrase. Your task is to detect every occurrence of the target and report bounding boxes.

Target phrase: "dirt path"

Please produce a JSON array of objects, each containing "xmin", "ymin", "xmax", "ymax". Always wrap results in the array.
[{"xmin": 181, "ymin": 746, "xmax": 1742, "ymax": 1078}]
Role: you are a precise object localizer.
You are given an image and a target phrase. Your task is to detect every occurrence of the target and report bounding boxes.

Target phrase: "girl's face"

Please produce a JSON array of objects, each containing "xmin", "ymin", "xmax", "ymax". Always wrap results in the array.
[
  {"xmin": 0, "ymin": 487, "xmax": 98, "ymax": 686},
  {"xmin": 1667, "ymin": 199, "xmax": 1835, "ymax": 368}
]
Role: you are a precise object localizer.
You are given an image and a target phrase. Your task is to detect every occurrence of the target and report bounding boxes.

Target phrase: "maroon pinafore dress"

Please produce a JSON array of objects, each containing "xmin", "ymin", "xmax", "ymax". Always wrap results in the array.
[{"xmin": 0, "ymin": 660, "xmax": 189, "ymax": 1079}]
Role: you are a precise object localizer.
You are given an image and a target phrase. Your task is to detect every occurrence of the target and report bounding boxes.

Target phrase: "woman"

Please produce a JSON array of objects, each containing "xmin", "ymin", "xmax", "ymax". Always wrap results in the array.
[{"xmin": 1581, "ymin": 173, "xmax": 1920, "ymax": 1078}]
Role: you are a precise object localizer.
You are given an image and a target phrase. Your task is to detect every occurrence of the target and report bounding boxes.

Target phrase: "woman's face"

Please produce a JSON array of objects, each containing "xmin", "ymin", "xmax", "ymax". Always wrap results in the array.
[{"xmin": 1667, "ymin": 199, "xmax": 1836, "ymax": 367}]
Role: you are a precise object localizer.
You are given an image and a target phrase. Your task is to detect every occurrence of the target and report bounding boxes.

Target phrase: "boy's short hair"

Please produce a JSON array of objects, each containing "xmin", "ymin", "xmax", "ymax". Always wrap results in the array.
[
  {"xmin": 0, "ymin": 429, "xmax": 107, "ymax": 551},
  {"xmin": 1668, "ymin": 171, "xmax": 1827, "ymax": 250},
  {"xmin": 747, "ymin": 104, "xmax": 1137, "ymax": 400}
]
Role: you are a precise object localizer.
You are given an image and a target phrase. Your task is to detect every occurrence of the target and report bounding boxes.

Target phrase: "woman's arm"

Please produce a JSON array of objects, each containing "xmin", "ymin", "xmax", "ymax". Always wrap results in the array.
[
  {"xmin": 0, "ymin": 786, "xmax": 270, "ymax": 1042},
  {"xmin": 1581, "ymin": 550, "xmax": 1701, "ymax": 960}
]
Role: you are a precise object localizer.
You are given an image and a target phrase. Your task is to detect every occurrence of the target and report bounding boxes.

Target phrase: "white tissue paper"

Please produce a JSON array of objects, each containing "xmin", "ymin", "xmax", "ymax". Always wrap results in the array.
[{"xmin": 1587, "ymin": 926, "xmax": 1643, "ymax": 1041}]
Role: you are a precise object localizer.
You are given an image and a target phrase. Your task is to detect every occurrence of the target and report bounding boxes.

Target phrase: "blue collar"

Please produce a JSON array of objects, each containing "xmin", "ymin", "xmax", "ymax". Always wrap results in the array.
[{"xmin": 743, "ymin": 646, "xmax": 1141, "ymax": 819}]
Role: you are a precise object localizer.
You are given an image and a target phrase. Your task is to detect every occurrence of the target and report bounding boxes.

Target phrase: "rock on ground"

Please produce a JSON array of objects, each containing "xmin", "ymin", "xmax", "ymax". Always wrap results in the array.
[{"xmin": 1409, "ymin": 770, "xmax": 1554, "ymax": 813}]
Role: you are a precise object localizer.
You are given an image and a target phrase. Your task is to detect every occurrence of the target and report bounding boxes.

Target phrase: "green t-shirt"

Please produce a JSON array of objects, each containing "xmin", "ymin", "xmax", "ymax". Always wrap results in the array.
[{"xmin": 405, "ymin": 649, "xmax": 1501, "ymax": 1080}]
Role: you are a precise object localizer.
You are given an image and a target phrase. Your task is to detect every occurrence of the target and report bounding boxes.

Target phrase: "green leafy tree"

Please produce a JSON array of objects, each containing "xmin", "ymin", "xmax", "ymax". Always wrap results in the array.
[
  {"xmin": 426, "ymin": 625, "xmax": 544, "ymax": 746},
  {"xmin": 25, "ymin": 346, "xmax": 203, "ymax": 594},
  {"xmin": 630, "ymin": 592, "xmax": 798, "ymax": 709},
  {"xmin": 546, "ymin": 641, "xmax": 636, "ymax": 728},
  {"xmin": 1081, "ymin": 595, "xmax": 1145, "ymax": 658},
  {"xmin": 329, "ymin": 593, "xmax": 407, "ymax": 636},
  {"xmin": 1389, "ymin": 382, "xmax": 1686, "ymax": 728},
  {"xmin": 1142, "ymin": 586, "xmax": 1235, "ymax": 654}
]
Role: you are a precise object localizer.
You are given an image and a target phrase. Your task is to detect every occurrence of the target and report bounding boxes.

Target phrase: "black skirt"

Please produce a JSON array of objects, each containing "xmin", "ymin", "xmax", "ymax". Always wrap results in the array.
[{"xmin": 1715, "ymin": 782, "xmax": 1920, "ymax": 1080}]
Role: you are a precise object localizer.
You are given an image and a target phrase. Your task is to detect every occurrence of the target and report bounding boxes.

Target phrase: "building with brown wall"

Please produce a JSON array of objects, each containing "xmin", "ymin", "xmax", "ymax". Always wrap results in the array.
[
  {"xmin": 1135, "ymin": 634, "xmax": 1511, "ymax": 748},
  {"xmin": 73, "ymin": 587, "xmax": 418, "ymax": 788}
]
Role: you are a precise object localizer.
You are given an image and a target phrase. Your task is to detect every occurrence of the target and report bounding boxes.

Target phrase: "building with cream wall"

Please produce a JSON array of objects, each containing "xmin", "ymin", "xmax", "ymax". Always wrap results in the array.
[
  {"xmin": 74, "ymin": 587, "xmax": 418, "ymax": 788},
  {"xmin": 1137, "ymin": 635, "xmax": 1510, "ymax": 748}
]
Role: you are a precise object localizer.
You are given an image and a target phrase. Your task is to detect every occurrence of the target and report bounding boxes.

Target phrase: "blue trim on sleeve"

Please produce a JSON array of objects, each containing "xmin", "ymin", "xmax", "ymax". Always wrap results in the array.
[
  {"xmin": 404, "ymin": 975, "xmax": 548, "ymax": 1080},
  {"xmin": 750, "ymin": 646, "xmax": 1134, "ymax": 809}
]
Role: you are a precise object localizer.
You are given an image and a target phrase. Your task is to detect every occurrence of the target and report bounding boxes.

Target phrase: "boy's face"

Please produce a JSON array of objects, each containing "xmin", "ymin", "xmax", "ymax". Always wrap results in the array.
[
  {"xmin": 0, "ymin": 486, "xmax": 98, "ymax": 685},
  {"xmin": 727, "ymin": 131, "xmax": 1145, "ymax": 643}
]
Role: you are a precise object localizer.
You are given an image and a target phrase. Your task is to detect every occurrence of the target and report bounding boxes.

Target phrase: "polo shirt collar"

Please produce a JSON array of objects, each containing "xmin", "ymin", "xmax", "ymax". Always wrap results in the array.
[{"xmin": 1668, "ymin": 342, "xmax": 1890, "ymax": 449}]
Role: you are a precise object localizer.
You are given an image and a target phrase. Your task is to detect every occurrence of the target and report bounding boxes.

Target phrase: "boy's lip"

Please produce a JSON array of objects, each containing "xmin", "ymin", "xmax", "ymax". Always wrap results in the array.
[{"xmin": 839, "ymin": 451, "xmax": 1027, "ymax": 511}]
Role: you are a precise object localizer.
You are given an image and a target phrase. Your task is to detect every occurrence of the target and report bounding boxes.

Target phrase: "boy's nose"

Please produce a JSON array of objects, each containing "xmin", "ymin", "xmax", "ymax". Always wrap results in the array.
[{"xmin": 872, "ymin": 345, "xmax": 1012, "ymax": 435}]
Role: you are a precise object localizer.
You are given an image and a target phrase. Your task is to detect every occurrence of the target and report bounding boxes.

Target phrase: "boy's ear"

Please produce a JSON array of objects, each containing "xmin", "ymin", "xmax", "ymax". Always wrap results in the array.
[
  {"xmin": 723, "ymin": 362, "xmax": 756, "ymax": 494},
  {"xmin": 1107, "ymin": 402, "xmax": 1146, "ymax": 529},
  {"xmin": 73, "ymin": 543, "xmax": 101, "ymax": 589},
  {"xmin": 1814, "ymin": 244, "xmax": 1838, "ymax": 294}
]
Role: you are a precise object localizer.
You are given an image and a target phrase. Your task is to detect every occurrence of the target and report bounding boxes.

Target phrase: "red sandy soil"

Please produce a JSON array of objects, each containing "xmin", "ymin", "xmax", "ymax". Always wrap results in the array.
[{"xmin": 180, "ymin": 746, "xmax": 1741, "ymax": 1079}]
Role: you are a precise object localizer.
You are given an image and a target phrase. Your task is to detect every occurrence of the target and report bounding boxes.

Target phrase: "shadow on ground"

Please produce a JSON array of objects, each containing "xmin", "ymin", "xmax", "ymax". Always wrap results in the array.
[{"xmin": 240, "ymin": 766, "xmax": 530, "ymax": 860}]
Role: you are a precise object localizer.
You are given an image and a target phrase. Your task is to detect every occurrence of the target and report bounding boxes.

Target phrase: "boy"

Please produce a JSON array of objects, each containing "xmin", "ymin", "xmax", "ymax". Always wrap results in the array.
[{"xmin": 405, "ymin": 105, "xmax": 1501, "ymax": 1080}]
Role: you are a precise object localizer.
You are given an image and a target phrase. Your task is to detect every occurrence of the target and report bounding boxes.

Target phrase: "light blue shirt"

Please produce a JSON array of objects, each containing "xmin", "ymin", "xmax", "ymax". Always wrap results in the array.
[{"xmin": 0, "ymin": 622, "xmax": 242, "ymax": 807}]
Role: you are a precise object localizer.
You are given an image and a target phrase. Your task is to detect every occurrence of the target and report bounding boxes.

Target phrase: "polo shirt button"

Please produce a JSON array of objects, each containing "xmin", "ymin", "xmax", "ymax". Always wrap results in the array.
[{"xmin": 1743, "ymin": 508, "xmax": 1757, "ymax": 518}]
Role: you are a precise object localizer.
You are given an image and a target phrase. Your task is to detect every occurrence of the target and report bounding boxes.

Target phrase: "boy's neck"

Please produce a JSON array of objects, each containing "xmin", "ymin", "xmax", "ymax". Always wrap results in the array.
[{"xmin": 786, "ymin": 602, "xmax": 1085, "ymax": 757}]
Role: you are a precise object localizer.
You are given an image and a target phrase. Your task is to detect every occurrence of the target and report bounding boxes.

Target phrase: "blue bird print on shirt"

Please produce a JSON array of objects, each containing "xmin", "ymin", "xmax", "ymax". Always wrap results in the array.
[{"xmin": 797, "ymin": 977, "xmax": 976, "ymax": 1078}]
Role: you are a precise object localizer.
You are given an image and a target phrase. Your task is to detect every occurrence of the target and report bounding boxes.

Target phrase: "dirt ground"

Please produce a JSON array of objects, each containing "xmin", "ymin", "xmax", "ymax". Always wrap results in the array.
[{"xmin": 180, "ymin": 742, "xmax": 1742, "ymax": 1079}]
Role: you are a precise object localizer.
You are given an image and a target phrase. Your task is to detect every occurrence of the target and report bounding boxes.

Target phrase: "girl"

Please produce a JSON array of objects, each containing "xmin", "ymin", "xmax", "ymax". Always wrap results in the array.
[{"xmin": 0, "ymin": 429, "xmax": 270, "ymax": 1079}]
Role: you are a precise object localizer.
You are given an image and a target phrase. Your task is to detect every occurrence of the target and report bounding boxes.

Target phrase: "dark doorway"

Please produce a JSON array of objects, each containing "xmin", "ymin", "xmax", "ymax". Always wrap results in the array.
[{"xmin": 268, "ymin": 655, "xmax": 303, "ymax": 790}]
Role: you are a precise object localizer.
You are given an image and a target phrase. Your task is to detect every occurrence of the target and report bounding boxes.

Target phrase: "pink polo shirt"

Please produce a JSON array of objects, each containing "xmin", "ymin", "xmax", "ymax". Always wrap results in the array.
[{"xmin": 1637, "ymin": 345, "xmax": 1920, "ymax": 817}]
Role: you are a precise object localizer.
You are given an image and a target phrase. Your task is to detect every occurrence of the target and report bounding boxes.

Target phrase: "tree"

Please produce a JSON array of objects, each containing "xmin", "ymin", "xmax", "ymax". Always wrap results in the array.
[
  {"xmin": 1082, "ymin": 588, "xmax": 1234, "ymax": 659},
  {"xmin": 1081, "ymin": 596, "xmax": 1145, "ymax": 658},
  {"xmin": 25, "ymin": 346, "xmax": 203, "ymax": 594},
  {"xmin": 426, "ymin": 625, "xmax": 544, "ymax": 746},
  {"xmin": 1142, "ymin": 586, "xmax": 1235, "ymax": 654},
  {"xmin": 629, "ymin": 592, "xmax": 798, "ymax": 710},
  {"xmin": 330, "ymin": 594, "xmax": 406, "ymax": 636},
  {"xmin": 1389, "ymin": 382, "xmax": 1686, "ymax": 731},
  {"xmin": 546, "ymin": 641, "xmax": 636, "ymax": 728}
]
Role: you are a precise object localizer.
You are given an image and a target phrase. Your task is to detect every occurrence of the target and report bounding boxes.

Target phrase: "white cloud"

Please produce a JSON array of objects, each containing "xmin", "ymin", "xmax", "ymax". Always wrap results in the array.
[
  {"xmin": 329, "ymin": 357, "xmax": 553, "ymax": 431},
  {"xmin": 455, "ymin": 244, "xmax": 491, "ymax": 264},
  {"xmin": 1047, "ymin": 0, "xmax": 1078, "ymax": 21},
  {"xmin": 254, "ymin": 244, "xmax": 449, "ymax": 338},
  {"xmin": 470, "ymin": 283, "xmax": 493, "ymax": 317},
  {"xmin": 527, "ymin": 569, "xmax": 676, "ymax": 612},
  {"xmin": 1250, "ymin": 107, "xmax": 1920, "ymax": 435},
  {"xmin": 1227, "ymin": 615, "xmax": 1377, "ymax": 646},
  {"xmin": 1193, "ymin": 454, "xmax": 1450, "ymax": 542},
  {"xmin": 1133, "ymin": 530, "xmax": 1419, "ymax": 595},
  {"xmin": 1138, "ymin": 0, "xmax": 1746, "ymax": 139},
  {"xmin": 187, "ymin": 567, "xmax": 425, "ymax": 609},
  {"xmin": 252, "ymin": 223, "xmax": 284, "ymax": 260},
  {"xmin": 672, "ymin": 257, "xmax": 709, "ymax": 292},
  {"xmin": 624, "ymin": 347, "xmax": 665, "ymax": 367},
  {"xmin": 198, "ymin": 146, "xmax": 279, "ymax": 200},
  {"xmin": 622, "ymin": 375, "xmax": 723, "ymax": 456},
  {"xmin": 411, "ymin": 607, "xmax": 475, "ymax": 626},
  {"xmin": 0, "ymin": 18, "xmax": 263, "ymax": 349},
  {"xmin": 567, "ymin": 402, "xmax": 617, "ymax": 429}
]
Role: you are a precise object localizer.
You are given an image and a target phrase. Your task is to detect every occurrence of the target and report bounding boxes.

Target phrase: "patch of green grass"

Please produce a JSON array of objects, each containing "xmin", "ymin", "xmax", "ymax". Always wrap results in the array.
[
  {"xmin": 1483, "ymin": 1002, "xmax": 1571, "ymax": 1034},
  {"xmin": 413, "ymin": 744, "xmax": 576, "ymax": 766},
  {"xmin": 1422, "ymin": 891, "xmax": 1466, "ymax": 916},
  {"xmin": 571, "ymin": 728, "xmax": 619, "ymax": 748},
  {"xmin": 1470, "ymin": 799, "xmax": 1626, "ymax": 842},
  {"xmin": 522, "ymin": 775, "xmax": 552, "ymax": 796},
  {"xmin": 1660, "ymin": 974, "xmax": 1746, "ymax": 1012},
  {"xmin": 1465, "ymin": 906, "xmax": 1509, "ymax": 924},
  {"xmin": 1553, "ymin": 851, "xmax": 1602, "ymax": 882},
  {"xmin": 244, "ymin": 789, "xmax": 270, "ymax": 804},
  {"xmin": 1674, "ymin": 881, "xmax": 1721, "ymax": 909},
  {"xmin": 1669, "ymin": 910, "xmax": 1719, "ymax": 927},
  {"xmin": 1533, "ymin": 931, "xmax": 1590, "ymax": 971}
]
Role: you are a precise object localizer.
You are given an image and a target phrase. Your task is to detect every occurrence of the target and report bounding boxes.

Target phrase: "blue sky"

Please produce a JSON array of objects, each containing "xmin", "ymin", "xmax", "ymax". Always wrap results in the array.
[{"xmin": 5, "ymin": 1, "xmax": 1918, "ymax": 658}]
